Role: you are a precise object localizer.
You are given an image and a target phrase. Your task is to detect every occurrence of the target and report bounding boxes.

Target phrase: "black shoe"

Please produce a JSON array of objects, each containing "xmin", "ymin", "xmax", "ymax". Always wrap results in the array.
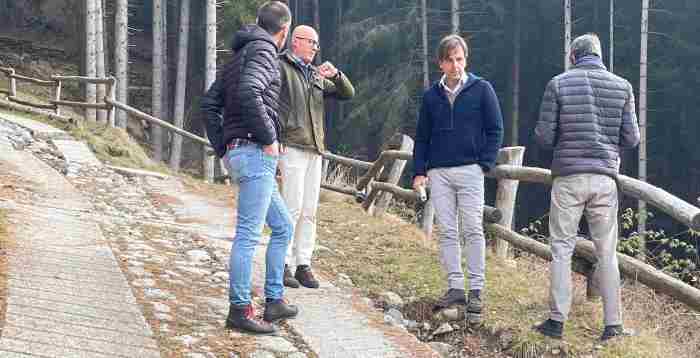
[
  {"xmin": 283, "ymin": 265, "xmax": 300, "ymax": 288},
  {"xmin": 433, "ymin": 288, "xmax": 467, "ymax": 311},
  {"xmin": 601, "ymin": 325, "xmax": 636, "ymax": 341},
  {"xmin": 466, "ymin": 289, "xmax": 483, "ymax": 324},
  {"xmin": 533, "ymin": 319, "xmax": 564, "ymax": 339},
  {"xmin": 225, "ymin": 304, "xmax": 277, "ymax": 335},
  {"xmin": 467, "ymin": 290, "xmax": 483, "ymax": 314},
  {"xmin": 295, "ymin": 265, "xmax": 320, "ymax": 289},
  {"xmin": 263, "ymin": 299, "xmax": 299, "ymax": 323}
]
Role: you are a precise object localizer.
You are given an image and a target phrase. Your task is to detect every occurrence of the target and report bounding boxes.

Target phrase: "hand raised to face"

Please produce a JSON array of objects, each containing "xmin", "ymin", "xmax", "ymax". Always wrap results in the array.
[{"xmin": 317, "ymin": 61, "xmax": 339, "ymax": 79}]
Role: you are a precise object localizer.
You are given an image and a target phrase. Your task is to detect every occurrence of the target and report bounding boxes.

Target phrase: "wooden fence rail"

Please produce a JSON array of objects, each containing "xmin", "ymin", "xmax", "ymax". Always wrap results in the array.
[
  {"xmin": 488, "ymin": 224, "xmax": 700, "ymax": 312},
  {"xmin": 4, "ymin": 66, "xmax": 700, "ymax": 312},
  {"xmin": 106, "ymin": 98, "xmax": 211, "ymax": 147}
]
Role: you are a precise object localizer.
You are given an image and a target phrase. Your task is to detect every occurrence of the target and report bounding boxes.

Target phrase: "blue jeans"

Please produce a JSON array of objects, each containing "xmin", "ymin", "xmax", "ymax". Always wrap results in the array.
[{"xmin": 224, "ymin": 144, "xmax": 293, "ymax": 306}]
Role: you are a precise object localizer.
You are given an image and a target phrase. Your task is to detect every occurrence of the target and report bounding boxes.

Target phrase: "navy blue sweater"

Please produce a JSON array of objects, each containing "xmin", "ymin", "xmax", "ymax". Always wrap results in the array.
[{"xmin": 413, "ymin": 74, "xmax": 504, "ymax": 177}]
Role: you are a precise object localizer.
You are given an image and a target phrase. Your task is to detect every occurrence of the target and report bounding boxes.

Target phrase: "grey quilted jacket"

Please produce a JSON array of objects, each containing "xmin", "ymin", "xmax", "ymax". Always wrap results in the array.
[{"xmin": 535, "ymin": 56, "xmax": 640, "ymax": 177}]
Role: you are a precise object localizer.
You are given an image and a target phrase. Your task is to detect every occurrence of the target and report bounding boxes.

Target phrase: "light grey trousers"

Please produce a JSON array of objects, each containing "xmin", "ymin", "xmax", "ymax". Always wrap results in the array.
[
  {"xmin": 549, "ymin": 173, "xmax": 622, "ymax": 326},
  {"xmin": 428, "ymin": 164, "xmax": 485, "ymax": 291}
]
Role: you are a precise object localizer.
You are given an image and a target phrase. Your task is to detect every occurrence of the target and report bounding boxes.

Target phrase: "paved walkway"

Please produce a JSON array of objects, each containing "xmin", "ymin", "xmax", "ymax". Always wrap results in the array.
[
  {"xmin": 0, "ymin": 113, "xmax": 439, "ymax": 357},
  {"xmin": 150, "ymin": 165, "xmax": 438, "ymax": 358},
  {"xmin": 0, "ymin": 119, "xmax": 160, "ymax": 357}
]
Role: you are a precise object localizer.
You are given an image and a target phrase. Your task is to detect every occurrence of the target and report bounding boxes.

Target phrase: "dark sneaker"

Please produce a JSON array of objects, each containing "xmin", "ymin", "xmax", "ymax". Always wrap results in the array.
[
  {"xmin": 225, "ymin": 304, "xmax": 277, "ymax": 335},
  {"xmin": 433, "ymin": 288, "xmax": 467, "ymax": 312},
  {"xmin": 466, "ymin": 289, "xmax": 483, "ymax": 324},
  {"xmin": 601, "ymin": 325, "xmax": 637, "ymax": 341},
  {"xmin": 263, "ymin": 299, "xmax": 299, "ymax": 323},
  {"xmin": 294, "ymin": 265, "xmax": 320, "ymax": 289},
  {"xmin": 533, "ymin": 319, "xmax": 564, "ymax": 339},
  {"xmin": 283, "ymin": 265, "xmax": 300, "ymax": 288}
]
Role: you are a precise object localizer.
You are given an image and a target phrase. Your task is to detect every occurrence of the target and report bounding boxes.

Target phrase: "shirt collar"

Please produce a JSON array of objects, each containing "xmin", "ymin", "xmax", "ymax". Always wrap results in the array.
[
  {"xmin": 440, "ymin": 72, "xmax": 468, "ymax": 95},
  {"xmin": 290, "ymin": 53, "xmax": 312, "ymax": 69}
]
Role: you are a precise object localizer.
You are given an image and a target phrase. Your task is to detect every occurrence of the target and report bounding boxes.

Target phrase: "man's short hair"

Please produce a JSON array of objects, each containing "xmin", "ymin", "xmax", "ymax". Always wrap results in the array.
[
  {"xmin": 570, "ymin": 33, "xmax": 602, "ymax": 60},
  {"xmin": 437, "ymin": 35, "xmax": 469, "ymax": 62},
  {"xmin": 257, "ymin": 1, "xmax": 291, "ymax": 35}
]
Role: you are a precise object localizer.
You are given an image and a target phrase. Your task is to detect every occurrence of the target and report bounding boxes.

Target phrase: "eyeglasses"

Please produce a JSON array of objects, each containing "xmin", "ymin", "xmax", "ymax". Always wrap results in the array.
[{"xmin": 295, "ymin": 37, "xmax": 320, "ymax": 50}]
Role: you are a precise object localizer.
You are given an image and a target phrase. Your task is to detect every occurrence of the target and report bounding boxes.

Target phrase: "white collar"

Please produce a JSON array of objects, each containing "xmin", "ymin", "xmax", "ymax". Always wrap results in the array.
[{"xmin": 440, "ymin": 72, "xmax": 468, "ymax": 95}]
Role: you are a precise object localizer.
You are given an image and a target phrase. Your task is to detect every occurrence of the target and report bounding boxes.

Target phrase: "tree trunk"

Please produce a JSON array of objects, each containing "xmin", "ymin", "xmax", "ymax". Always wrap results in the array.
[
  {"xmin": 202, "ymin": 0, "xmax": 216, "ymax": 182},
  {"xmin": 609, "ymin": 0, "xmax": 614, "ymax": 72},
  {"xmin": 421, "ymin": 0, "xmax": 429, "ymax": 88},
  {"xmin": 511, "ymin": 0, "xmax": 521, "ymax": 146},
  {"xmin": 95, "ymin": 0, "xmax": 107, "ymax": 123},
  {"xmin": 114, "ymin": 0, "xmax": 128, "ymax": 129},
  {"xmin": 152, "ymin": 0, "xmax": 164, "ymax": 162},
  {"xmin": 639, "ymin": 0, "xmax": 649, "ymax": 246},
  {"xmin": 334, "ymin": 0, "xmax": 344, "ymax": 147},
  {"xmin": 451, "ymin": 0, "xmax": 459, "ymax": 34},
  {"xmin": 564, "ymin": 0, "xmax": 571, "ymax": 70},
  {"xmin": 161, "ymin": 0, "xmax": 172, "ymax": 160},
  {"xmin": 312, "ymin": 0, "xmax": 321, "ymax": 63},
  {"xmin": 85, "ymin": 0, "xmax": 97, "ymax": 121},
  {"xmin": 169, "ymin": 0, "xmax": 190, "ymax": 171}
]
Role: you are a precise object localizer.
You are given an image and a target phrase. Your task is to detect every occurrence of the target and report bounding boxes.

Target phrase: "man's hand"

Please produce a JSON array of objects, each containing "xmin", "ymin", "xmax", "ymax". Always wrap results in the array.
[
  {"xmin": 318, "ymin": 61, "xmax": 339, "ymax": 79},
  {"xmin": 263, "ymin": 140, "xmax": 280, "ymax": 157},
  {"xmin": 412, "ymin": 175, "xmax": 428, "ymax": 190}
]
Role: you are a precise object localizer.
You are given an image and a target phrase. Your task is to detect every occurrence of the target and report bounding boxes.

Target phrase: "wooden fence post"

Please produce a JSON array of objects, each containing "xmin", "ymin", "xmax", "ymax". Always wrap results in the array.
[
  {"xmin": 493, "ymin": 146, "xmax": 526, "ymax": 258},
  {"xmin": 107, "ymin": 78, "xmax": 116, "ymax": 127},
  {"xmin": 54, "ymin": 80, "xmax": 62, "ymax": 116},
  {"xmin": 362, "ymin": 165, "xmax": 390, "ymax": 212},
  {"xmin": 370, "ymin": 134, "xmax": 414, "ymax": 217},
  {"xmin": 421, "ymin": 198, "xmax": 435, "ymax": 240},
  {"xmin": 10, "ymin": 68, "xmax": 17, "ymax": 97},
  {"xmin": 203, "ymin": 152, "xmax": 215, "ymax": 183}
]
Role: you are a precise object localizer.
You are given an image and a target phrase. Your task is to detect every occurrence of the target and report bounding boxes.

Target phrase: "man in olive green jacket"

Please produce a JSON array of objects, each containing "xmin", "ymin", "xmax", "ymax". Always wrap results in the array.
[{"xmin": 278, "ymin": 25, "xmax": 355, "ymax": 289}]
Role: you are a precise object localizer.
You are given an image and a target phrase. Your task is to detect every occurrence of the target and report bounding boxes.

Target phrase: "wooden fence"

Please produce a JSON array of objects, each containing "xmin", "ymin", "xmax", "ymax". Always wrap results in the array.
[
  {"xmin": 3, "ymin": 67, "xmax": 700, "ymax": 312},
  {"xmin": 321, "ymin": 144, "xmax": 700, "ymax": 312}
]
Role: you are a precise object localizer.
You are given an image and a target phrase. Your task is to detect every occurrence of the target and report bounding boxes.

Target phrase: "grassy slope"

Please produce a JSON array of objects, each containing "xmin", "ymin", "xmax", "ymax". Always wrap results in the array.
[{"xmin": 314, "ymin": 195, "xmax": 698, "ymax": 357}]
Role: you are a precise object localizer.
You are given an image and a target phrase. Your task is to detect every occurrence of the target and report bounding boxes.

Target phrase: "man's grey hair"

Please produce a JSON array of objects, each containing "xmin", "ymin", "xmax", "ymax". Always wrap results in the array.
[
  {"xmin": 437, "ymin": 34, "xmax": 469, "ymax": 62},
  {"xmin": 570, "ymin": 33, "xmax": 602, "ymax": 60}
]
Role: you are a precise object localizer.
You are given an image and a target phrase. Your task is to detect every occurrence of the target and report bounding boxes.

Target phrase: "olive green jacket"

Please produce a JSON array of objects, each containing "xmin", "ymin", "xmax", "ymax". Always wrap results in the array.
[{"xmin": 278, "ymin": 51, "xmax": 355, "ymax": 153}]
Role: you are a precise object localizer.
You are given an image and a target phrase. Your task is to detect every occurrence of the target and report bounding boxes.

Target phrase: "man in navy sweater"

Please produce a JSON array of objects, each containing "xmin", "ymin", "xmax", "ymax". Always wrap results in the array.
[{"xmin": 412, "ymin": 34, "xmax": 503, "ymax": 323}]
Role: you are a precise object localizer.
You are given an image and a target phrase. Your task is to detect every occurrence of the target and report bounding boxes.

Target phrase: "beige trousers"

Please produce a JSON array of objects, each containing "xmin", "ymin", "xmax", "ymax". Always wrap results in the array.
[{"xmin": 548, "ymin": 173, "xmax": 622, "ymax": 326}]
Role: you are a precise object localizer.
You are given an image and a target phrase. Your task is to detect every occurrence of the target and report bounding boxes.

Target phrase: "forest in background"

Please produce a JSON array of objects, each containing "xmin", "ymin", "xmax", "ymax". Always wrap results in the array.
[{"xmin": 1, "ymin": 0, "xmax": 699, "ymax": 235}]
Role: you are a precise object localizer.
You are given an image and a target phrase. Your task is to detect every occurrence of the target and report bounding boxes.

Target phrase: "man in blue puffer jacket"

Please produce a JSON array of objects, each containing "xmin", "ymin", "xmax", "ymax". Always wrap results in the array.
[{"xmin": 412, "ymin": 34, "xmax": 503, "ymax": 323}]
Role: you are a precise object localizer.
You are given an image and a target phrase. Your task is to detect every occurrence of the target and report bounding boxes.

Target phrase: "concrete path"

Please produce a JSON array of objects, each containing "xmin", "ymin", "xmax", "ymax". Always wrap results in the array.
[
  {"xmin": 0, "ymin": 120, "xmax": 160, "ymax": 357},
  {"xmin": 0, "ymin": 112, "xmax": 439, "ymax": 357},
  {"xmin": 151, "ymin": 173, "xmax": 438, "ymax": 358}
]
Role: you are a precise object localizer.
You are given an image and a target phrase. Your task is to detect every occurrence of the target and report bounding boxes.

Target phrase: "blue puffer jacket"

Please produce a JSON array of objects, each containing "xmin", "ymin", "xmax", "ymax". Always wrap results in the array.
[
  {"xmin": 413, "ymin": 73, "xmax": 504, "ymax": 177},
  {"xmin": 535, "ymin": 56, "xmax": 640, "ymax": 177}
]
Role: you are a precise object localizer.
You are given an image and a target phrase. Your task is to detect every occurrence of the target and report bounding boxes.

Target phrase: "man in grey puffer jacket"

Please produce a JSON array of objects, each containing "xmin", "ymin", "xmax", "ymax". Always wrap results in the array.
[{"xmin": 533, "ymin": 33, "xmax": 640, "ymax": 341}]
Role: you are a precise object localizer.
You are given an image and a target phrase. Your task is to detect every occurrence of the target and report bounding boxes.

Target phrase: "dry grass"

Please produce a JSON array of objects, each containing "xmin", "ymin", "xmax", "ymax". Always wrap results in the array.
[{"xmin": 314, "ymin": 196, "xmax": 699, "ymax": 357}]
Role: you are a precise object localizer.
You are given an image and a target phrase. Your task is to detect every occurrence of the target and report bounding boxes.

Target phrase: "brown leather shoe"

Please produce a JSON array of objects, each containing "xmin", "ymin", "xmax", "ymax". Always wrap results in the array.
[
  {"xmin": 294, "ymin": 266, "xmax": 319, "ymax": 289},
  {"xmin": 225, "ymin": 304, "xmax": 278, "ymax": 335},
  {"xmin": 283, "ymin": 265, "xmax": 300, "ymax": 288},
  {"xmin": 263, "ymin": 299, "xmax": 299, "ymax": 322}
]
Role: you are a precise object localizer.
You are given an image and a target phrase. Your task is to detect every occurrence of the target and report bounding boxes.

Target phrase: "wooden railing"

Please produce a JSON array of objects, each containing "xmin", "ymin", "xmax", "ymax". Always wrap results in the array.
[
  {"xmin": 0, "ymin": 67, "xmax": 215, "ymax": 181},
  {"xmin": 0, "ymin": 68, "xmax": 117, "ymax": 124},
  {"xmin": 322, "ymin": 145, "xmax": 700, "ymax": 312},
  {"xmin": 3, "ymin": 66, "xmax": 700, "ymax": 312}
]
